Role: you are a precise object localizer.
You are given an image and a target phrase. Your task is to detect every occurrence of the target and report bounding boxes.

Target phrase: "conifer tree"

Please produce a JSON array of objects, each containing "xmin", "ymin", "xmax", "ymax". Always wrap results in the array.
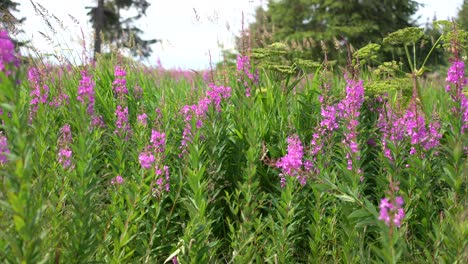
[{"xmin": 87, "ymin": 0, "xmax": 158, "ymax": 59}]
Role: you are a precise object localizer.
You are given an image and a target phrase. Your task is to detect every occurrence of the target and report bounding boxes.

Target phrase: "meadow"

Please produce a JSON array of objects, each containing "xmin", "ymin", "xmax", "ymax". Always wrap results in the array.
[{"xmin": 0, "ymin": 25, "xmax": 467, "ymax": 263}]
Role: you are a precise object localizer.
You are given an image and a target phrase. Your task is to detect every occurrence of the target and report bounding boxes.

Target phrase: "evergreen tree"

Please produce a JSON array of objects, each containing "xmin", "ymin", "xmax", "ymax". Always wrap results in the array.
[
  {"xmin": 0, "ymin": 0, "xmax": 26, "ymax": 46},
  {"xmin": 457, "ymin": 0, "xmax": 468, "ymax": 31},
  {"xmin": 243, "ymin": 0, "xmax": 420, "ymax": 62},
  {"xmin": 87, "ymin": 0, "xmax": 158, "ymax": 59}
]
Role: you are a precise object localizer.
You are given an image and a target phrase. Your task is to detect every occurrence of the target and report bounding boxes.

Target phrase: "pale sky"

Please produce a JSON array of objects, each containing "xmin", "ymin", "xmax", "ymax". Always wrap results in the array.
[{"xmin": 11, "ymin": 0, "xmax": 465, "ymax": 70}]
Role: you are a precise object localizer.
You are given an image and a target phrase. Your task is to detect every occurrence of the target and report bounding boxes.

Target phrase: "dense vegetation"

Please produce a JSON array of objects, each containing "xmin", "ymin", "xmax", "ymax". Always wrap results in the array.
[{"xmin": 0, "ymin": 22, "xmax": 467, "ymax": 264}]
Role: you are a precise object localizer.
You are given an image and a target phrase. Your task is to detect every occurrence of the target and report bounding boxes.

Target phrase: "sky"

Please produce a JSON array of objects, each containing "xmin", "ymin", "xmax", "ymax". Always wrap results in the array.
[{"xmin": 10, "ymin": 0, "xmax": 465, "ymax": 70}]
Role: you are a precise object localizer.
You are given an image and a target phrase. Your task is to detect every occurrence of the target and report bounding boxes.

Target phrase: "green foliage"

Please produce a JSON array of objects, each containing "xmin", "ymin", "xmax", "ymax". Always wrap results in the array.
[
  {"xmin": 457, "ymin": 0, "xmax": 468, "ymax": 31},
  {"xmin": 382, "ymin": 27, "xmax": 424, "ymax": 46},
  {"xmin": 243, "ymin": 0, "xmax": 420, "ymax": 63}
]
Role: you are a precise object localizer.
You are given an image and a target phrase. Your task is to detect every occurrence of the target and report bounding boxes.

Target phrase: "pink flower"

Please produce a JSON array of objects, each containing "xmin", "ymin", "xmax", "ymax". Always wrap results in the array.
[
  {"xmin": 111, "ymin": 175, "xmax": 124, "ymax": 185},
  {"xmin": 58, "ymin": 124, "xmax": 73, "ymax": 169},
  {"xmin": 0, "ymin": 30, "xmax": 20, "ymax": 74},
  {"xmin": 379, "ymin": 196, "xmax": 405, "ymax": 228},
  {"xmin": 138, "ymin": 151, "xmax": 155, "ymax": 169},
  {"xmin": 115, "ymin": 105, "xmax": 132, "ymax": 138},
  {"xmin": 137, "ymin": 113, "xmax": 148, "ymax": 126},
  {"xmin": 0, "ymin": 133, "xmax": 10, "ymax": 164},
  {"xmin": 276, "ymin": 135, "xmax": 309, "ymax": 186},
  {"xmin": 77, "ymin": 70, "xmax": 95, "ymax": 115}
]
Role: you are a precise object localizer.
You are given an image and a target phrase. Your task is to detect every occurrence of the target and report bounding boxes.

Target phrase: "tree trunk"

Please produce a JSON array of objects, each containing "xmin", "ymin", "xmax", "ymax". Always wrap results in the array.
[{"xmin": 93, "ymin": 0, "xmax": 104, "ymax": 59}]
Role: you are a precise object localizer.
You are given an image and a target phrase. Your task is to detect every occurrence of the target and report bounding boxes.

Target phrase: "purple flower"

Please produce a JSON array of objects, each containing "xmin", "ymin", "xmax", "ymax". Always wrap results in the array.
[
  {"xmin": 179, "ymin": 84, "xmax": 231, "ymax": 156},
  {"xmin": 0, "ymin": 30, "xmax": 20, "ymax": 75},
  {"xmin": 0, "ymin": 133, "xmax": 10, "ymax": 164},
  {"xmin": 378, "ymin": 99, "xmax": 441, "ymax": 158},
  {"xmin": 115, "ymin": 105, "xmax": 132, "ymax": 138},
  {"xmin": 150, "ymin": 130, "xmax": 166, "ymax": 153},
  {"xmin": 58, "ymin": 124, "xmax": 73, "ymax": 169},
  {"xmin": 77, "ymin": 70, "xmax": 95, "ymax": 115},
  {"xmin": 28, "ymin": 67, "xmax": 50, "ymax": 119},
  {"xmin": 446, "ymin": 60, "xmax": 467, "ymax": 93},
  {"xmin": 378, "ymin": 196, "xmax": 405, "ymax": 228},
  {"xmin": 445, "ymin": 59, "xmax": 468, "ymax": 132},
  {"xmin": 111, "ymin": 175, "xmax": 124, "ymax": 185},
  {"xmin": 236, "ymin": 54, "xmax": 258, "ymax": 97},
  {"xmin": 91, "ymin": 115, "xmax": 106, "ymax": 129},
  {"xmin": 276, "ymin": 135, "xmax": 309, "ymax": 186},
  {"xmin": 152, "ymin": 165, "xmax": 170, "ymax": 197},
  {"xmin": 207, "ymin": 84, "xmax": 232, "ymax": 112},
  {"xmin": 139, "ymin": 151, "xmax": 155, "ymax": 169},
  {"xmin": 339, "ymin": 78, "xmax": 365, "ymax": 170},
  {"xmin": 320, "ymin": 105, "xmax": 339, "ymax": 131},
  {"xmin": 137, "ymin": 113, "xmax": 148, "ymax": 126},
  {"xmin": 113, "ymin": 66, "xmax": 128, "ymax": 98}
]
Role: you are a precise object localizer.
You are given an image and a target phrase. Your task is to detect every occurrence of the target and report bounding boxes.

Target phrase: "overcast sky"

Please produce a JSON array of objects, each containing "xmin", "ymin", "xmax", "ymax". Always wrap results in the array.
[{"xmin": 12, "ymin": 0, "xmax": 465, "ymax": 70}]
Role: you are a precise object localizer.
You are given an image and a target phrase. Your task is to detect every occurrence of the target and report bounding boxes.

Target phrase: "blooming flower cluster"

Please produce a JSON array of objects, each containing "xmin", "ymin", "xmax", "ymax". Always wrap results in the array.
[
  {"xmin": 378, "ymin": 100, "xmax": 442, "ymax": 158},
  {"xmin": 337, "ymin": 78, "xmax": 365, "ymax": 170},
  {"xmin": 77, "ymin": 70, "xmax": 96, "ymax": 115},
  {"xmin": 113, "ymin": 66, "xmax": 128, "ymax": 98},
  {"xmin": 0, "ymin": 30, "xmax": 20, "ymax": 76},
  {"xmin": 139, "ymin": 129, "xmax": 170, "ymax": 196},
  {"xmin": 47, "ymin": 68, "xmax": 69, "ymax": 108},
  {"xmin": 28, "ymin": 67, "xmax": 50, "ymax": 120},
  {"xmin": 445, "ymin": 59, "xmax": 468, "ymax": 132},
  {"xmin": 111, "ymin": 175, "xmax": 124, "ymax": 185},
  {"xmin": 308, "ymin": 76, "xmax": 365, "ymax": 176},
  {"xmin": 236, "ymin": 54, "xmax": 258, "ymax": 97},
  {"xmin": 112, "ymin": 66, "xmax": 132, "ymax": 139},
  {"xmin": 91, "ymin": 115, "xmax": 106, "ymax": 129},
  {"xmin": 179, "ymin": 84, "xmax": 231, "ymax": 156},
  {"xmin": 115, "ymin": 105, "xmax": 132, "ymax": 138},
  {"xmin": 137, "ymin": 113, "xmax": 148, "ymax": 126},
  {"xmin": 276, "ymin": 135, "xmax": 312, "ymax": 187},
  {"xmin": 378, "ymin": 196, "xmax": 405, "ymax": 228},
  {"xmin": 0, "ymin": 133, "xmax": 10, "ymax": 165},
  {"xmin": 58, "ymin": 124, "xmax": 73, "ymax": 169},
  {"xmin": 377, "ymin": 103, "xmax": 406, "ymax": 159},
  {"xmin": 152, "ymin": 165, "xmax": 170, "ymax": 197}
]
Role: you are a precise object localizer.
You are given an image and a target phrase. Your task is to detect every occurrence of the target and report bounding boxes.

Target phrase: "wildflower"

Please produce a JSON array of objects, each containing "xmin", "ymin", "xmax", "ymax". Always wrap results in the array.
[
  {"xmin": 236, "ymin": 54, "xmax": 258, "ymax": 97},
  {"xmin": 138, "ymin": 151, "xmax": 155, "ymax": 169},
  {"xmin": 113, "ymin": 66, "xmax": 128, "ymax": 98},
  {"xmin": 276, "ymin": 135, "xmax": 308, "ymax": 186},
  {"xmin": 111, "ymin": 175, "xmax": 124, "ymax": 185},
  {"xmin": 28, "ymin": 67, "xmax": 50, "ymax": 119},
  {"xmin": 49, "ymin": 92, "xmax": 69, "ymax": 108},
  {"xmin": 150, "ymin": 130, "xmax": 166, "ymax": 153},
  {"xmin": 445, "ymin": 60, "xmax": 467, "ymax": 94},
  {"xmin": 152, "ymin": 165, "xmax": 170, "ymax": 197},
  {"xmin": 339, "ymin": 77, "xmax": 365, "ymax": 171},
  {"xmin": 0, "ymin": 30, "xmax": 20, "ymax": 75},
  {"xmin": 378, "ymin": 99, "xmax": 441, "ymax": 158},
  {"xmin": 137, "ymin": 113, "xmax": 148, "ymax": 126},
  {"xmin": 91, "ymin": 115, "xmax": 106, "ymax": 129},
  {"xmin": 115, "ymin": 105, "xmax": 132, "ymax": 138},
  {"xmin": 179, "ymin": 84, "xmax": 232, "ymax": 156},
  {"xmin": 445, "ymin": 59, "xmax": 468, "ymax": 132},
  {"xmin": 320, "ymin": 105, "xmax": 339, "ymax": 131},
  {"xmin": 77, "ymin": 70, "xmax": 95, "ymax": 115},
  {"xmin": 206, "ymin": 84, "xmax": 232, "ymax": 112},
  {"xmin": 58, "ymin": 124, "xmax": 73, "ymax": 169},
  {"xmin": 378, "ymin": 196, "xmax": 405, "ymax": 228},
  {"xmin": 0, "ymin": 133, "xmax": 10, "ymax": 164}
]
